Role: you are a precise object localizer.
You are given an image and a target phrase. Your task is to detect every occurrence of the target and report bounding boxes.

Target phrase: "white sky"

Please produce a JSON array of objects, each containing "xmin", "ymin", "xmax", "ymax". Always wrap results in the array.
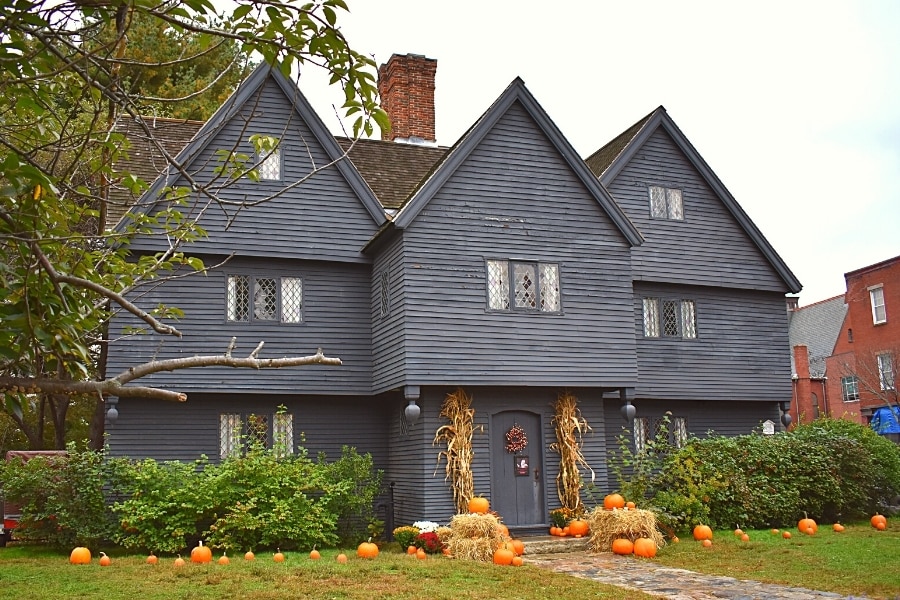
[{"xmin": 300, "ymin": 0, "xmax": 900, "ymax": 305}]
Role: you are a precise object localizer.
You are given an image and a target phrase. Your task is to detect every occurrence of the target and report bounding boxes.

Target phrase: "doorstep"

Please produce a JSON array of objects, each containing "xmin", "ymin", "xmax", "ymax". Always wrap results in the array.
[{"xmin": 520, "ymin": 535, "xmax": 590, "ymax": 555}]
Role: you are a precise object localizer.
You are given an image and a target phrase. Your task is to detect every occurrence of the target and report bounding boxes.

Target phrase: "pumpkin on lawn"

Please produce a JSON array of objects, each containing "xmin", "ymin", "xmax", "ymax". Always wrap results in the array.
[
  {"xmin": 69, "ymin": 547, "xmax": 91, "ymax": 565},
  {"xmin": 357, "ymin": 538, "xmax": 379, "ymax": 559},
  {"xmin": 492, "ymin": 547, "xmax": 515, "ymax": 565},
  {"xmin": 191, "ymin": 540, "xmax": 212, "ymax": 563},
  {"xmin": 146, "ymin": 553, "xmax": 158, "ymax": 565},
  {"xmin": 798, "ymin": 515, "xmax": 818, "ymax": 535},
  {"xmin": 217, "ymin": 553, "xmax": 230, "ymax": 565},
  {"xmin": 692, "ymin": 524, "xmax": 713, "ymax": 541},
  {"xmin": 99, "ymin": 552, "xmax": 111, "ymax": 566},
  {"xmin": 633, "ymin": 538, "xmax": 657, "ymax": 558},
  {"xmin": 871, "ymin": 514, "xmax": 887, "ymax": 530}
]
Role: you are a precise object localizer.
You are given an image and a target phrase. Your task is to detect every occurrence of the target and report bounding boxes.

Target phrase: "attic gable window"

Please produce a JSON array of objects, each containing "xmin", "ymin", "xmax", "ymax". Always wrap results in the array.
[
  {"xmin": 643, "ymin": 297, "xmax": 696, "ymax": 339},
  {"xmin": 257, "ymin": 147, "xmax": 281, "ymax": 181},
  {"xmin": 869, "ymin": 286, "xmax": 886, "ymax": 324},
  {"xmin": 486, "ymin": 259, "xmax": 561, "ymax": 313},
  {"xmin": 227, "ymin": 275, "xmax": 302, "ymax": 324},
  {"xmin": 648, "ymin": 186, "xmax": 684, "ymax": 220}
]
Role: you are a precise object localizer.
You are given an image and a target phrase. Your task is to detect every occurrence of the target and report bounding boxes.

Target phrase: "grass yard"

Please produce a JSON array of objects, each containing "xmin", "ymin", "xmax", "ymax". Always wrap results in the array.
[
  {"xmin": 654, "ymin": 522, "xmax": 900, "ymax": 599},
  {"xmin": 0, "ymin": 544, "xmax": 653, "ymax": 600}
]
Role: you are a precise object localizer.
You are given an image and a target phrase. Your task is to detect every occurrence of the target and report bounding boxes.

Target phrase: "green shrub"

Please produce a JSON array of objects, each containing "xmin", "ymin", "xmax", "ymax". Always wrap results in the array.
[{"xmin": 320, "ymin": 446, "xmax": 384, "ymax": 545}]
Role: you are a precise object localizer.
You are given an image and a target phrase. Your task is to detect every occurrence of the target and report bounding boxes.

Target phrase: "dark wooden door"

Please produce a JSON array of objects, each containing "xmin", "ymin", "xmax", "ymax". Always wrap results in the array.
[{"xmin": 490, "ymin": 411, "xmax": 544, "ymax": 526}]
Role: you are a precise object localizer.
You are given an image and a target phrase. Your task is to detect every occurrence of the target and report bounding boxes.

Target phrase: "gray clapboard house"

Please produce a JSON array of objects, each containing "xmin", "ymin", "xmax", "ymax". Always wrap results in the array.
[{"xmin": 106, "ymin": 54, "xmax": 801, "ymax": 531}]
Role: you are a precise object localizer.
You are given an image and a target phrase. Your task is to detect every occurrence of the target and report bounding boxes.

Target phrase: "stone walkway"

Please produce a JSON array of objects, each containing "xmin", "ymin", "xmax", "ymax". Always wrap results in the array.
[{"xmin": 527, "ymin": 552, "xmax": 871, "ymax": 600}]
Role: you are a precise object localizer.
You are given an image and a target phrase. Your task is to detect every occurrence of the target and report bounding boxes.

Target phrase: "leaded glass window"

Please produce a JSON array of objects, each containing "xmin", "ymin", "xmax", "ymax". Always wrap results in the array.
[
  {"xmin": 258, "ymin": 148, "xmax": 281, "ymax": 181},
  {"xmin": 379, "ymin": 270, "xmax": 390, "ymax": 318},
  {"xmin": 227, "ymin": 275, "xmax": 250, "ymax": 322},
  {"xmin": 247, "ymin": 414, "xmax": 269, "ymax": 449},
  {"xmin": 662, "ymin": 300, "xmax": 679, "ymax": 336},
  {"xmin": 681, "ymin": 300, "xmax": 697, "ymax": 339},
  {"xmin": 254, "ymin": 278, "xmax": 277, "ymax": 320},
  {"xmin": 643, "ymin": 297, "xmax": 696, "ymax": 339},
  {"xmin": 513, "ymin": 263, "xmax": 537, "ymax": 309},
  {"xmin": 487, "ymin": 260, "xmax": 510, "ymax": 310},
  {"xmin": 486, "ymin": 260, "xmax": 561, "ymax": 313},
  {"xmin": 219, "ymin": 413, "xmax": 242, "ymax": 459},
  {"xmin": 648, "ymin": 185, "xmax": 684, "ymax": 220},
  {"xmin": 227, "ymin": 275, "xmax": 303, "ymax": 324},
  {"xmin": 539, "ymin": 263, "xmax": 560, "ymax": 311},
  {"xmin": 282, "ymin": 277, "xmax": 303, "ymax": 323},
  {"xmin": 643, "ymin": 298, "xmax": 659, "ymax": 337},
  {"xmin": 273, "ymin": 413, "xmax": 294, "ymax": 457}
]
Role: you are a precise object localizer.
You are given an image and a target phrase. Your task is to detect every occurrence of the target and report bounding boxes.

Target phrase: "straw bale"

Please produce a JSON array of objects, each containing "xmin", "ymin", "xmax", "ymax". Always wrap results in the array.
[
  {"xmin": 447, "ymin": 537, "xmax": 495, "ymax": 562},
  {"xmin": 445, "ymin": 513, "xmax": 505, "ymax": 562},
  {"xmin": 436, "ymin": 526, "xmax": 453, "ymax": 544},
  {"xmin": 588, "ymin": 506, "xmax": 665, "ymax": 553}
]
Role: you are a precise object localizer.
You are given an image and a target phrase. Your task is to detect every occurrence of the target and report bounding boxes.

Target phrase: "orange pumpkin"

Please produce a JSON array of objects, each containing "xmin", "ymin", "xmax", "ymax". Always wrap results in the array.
[
  {"xmin": 633, "ymin": 537, "xmax": 657, "ymax": 558},
  {"xmin": 562, "ymin": 526, "xmax": 569, "ymax": 536},
  {"xmin": 798, "ymin": 514, "xmax": 818, "ymax": 534},
  {"xmin": 190, "ymin": 540, "xmax": 212, "ymax": 564},
  {"xmin": 782, "ymin": 531, "xmax": 792, "ymax": 539},
  {"xmin": 611, "ymin": 538, "xmax": 634, "ymax": 555},
  {"xmin": 273, "ymin": 549, "xmax": 285, "ymax": 563},
  {"xmin": 568, "ymin": 519, "xmax": 589, "ymax": 538},
  {"xmin": 511, "ymin": 555, "xmax": 524, "ymax": 567},
  {"xmin": 832, "ymin": 523, "xmax": 845, "ymax": 532},
  {"xmin": 692, "ymin": 524, "xmax": 713, "ymax": 541},
  {"xmin": 510, "ymin": 539, "xmax": 525, "ymax": 556},
  {"xmin": 549, "ymin": 526, "xmax": 559, "ymax": 536},
  {"xmin": 244, "ymin": 551, "xmax": 255, "ymax": 560},
  {"xmin": 496, "ymin": 523, "xmax": 510, "ymax": 538},
  {"xmin": 734, "ymin": 528, "xmax": 744, "ymax": 537},
  {"xmin": 416, "ymin": 548, "xmax": 427, "ymax": 559},
  {"xmin": 871, "ymin": 514, "xmax": 887, "ymax": 529},
  {"xmin": 336, "ymin": 553, "xmax": 348, "ymax": 563},
  {"xmin": 771, "ymin": 529, "xmax": 780, "ymax": 534},
  {"xmin": 69, "ymin": 547, "xmax": 92, "ymax": 565},
  {"xmin": 468, "ymin": 496, "xmax": 490, "ymax": 514},
  {"xmin": 217, "ymin": 553, "xmax": 230, "ymax": 565},
  {"xmin": 875, "ymin": 521, "xmax": 887, "ymax": 531},
  {"xmin": 407, "ymin": 545, "xmax": 417, "ymax": 555},
  {"xmin": 740, "ymin": 533, "xmax": 750, "ymax": 542},
  {"xmin": 625, "ymin": 501, "xmax": 636, "ymax": 510},
  {"xmin": 701, "ymin": 539, "xmax": 713, "ymax": 547},
  {"xmin": 492, "ymin": 547, "xmax": 515, "ymax": 565},
  {"xmin": 99, "ymin": 552, "xmax": 111, "ymax": 567},
  {"xmin": 174, "ymin": 555, "xmax": 186, "ymax": 567},
  {"xmin": 310, "ymin": 547, "xmax": 321, "ymax": 560},
  {"xmin": 357, "ymin": 538, "xmax": 379, "ymax": 559},
  {"xmin": 603, "ymin": 493, "xmax": 625, "ymax": 510},
  {"xmin": 146, "ymin": 553, "xmax": 158, "ymax": 565}
]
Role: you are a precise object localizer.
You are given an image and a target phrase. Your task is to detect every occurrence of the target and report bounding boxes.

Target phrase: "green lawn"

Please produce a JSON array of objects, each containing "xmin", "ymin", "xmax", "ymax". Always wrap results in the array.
[{"xmin": 654, "ymin": 522, "xmax": 900, "ymax": 599}]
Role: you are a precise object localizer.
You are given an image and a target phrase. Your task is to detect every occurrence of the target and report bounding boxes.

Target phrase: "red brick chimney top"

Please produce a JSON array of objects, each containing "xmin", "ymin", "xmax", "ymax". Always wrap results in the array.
[{"xmin": 378, "ymin": 53, "xmax": 437, "ymax": 145}]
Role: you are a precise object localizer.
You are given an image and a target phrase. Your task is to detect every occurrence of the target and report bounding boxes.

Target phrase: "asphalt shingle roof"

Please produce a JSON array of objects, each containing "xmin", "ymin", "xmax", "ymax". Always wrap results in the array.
[{"xmin": 787, "ymin": 295, "xmax": 847, "ymax": 376}]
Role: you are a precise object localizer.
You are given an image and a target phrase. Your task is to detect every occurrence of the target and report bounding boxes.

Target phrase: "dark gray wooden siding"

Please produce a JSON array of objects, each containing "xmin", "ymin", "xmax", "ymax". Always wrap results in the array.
[
  {"xmin": 606, "ymin": 128, "xmax": 788, "ymax": 292},
  {"xmin": 392, "ymin": 102, "xmax": 638, "ymax": 389},
  {"xmin": 106, "ymin": 393, "xmax": 389, "ymax": 468},
  {"xmin": 371, "ymin": 235, "xmax": 408, "ymax": 392},
  {"xmin": 392, "ymin": 386, "xmax": 609, "ymax": 526},
  {"xmin": 127, "ymin": 78, "xmax": 379, "ymax": 263},
  {"xmin": 106, "ymin": 257, "xmax": 374, "ymax": 394},
  {"xmin": 600, "ymin": 398, "xmax": 782, "ymax": 492},
  {"xmin": 633, "ymin": 282, "xmax": 792, "ymax": 401}
]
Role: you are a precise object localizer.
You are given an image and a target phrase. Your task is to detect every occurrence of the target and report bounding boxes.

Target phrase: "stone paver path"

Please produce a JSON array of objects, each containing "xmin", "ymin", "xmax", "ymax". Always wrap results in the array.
[{"xmin": 528, "ymin": 552, "xmax": 872, "ymax": 600}]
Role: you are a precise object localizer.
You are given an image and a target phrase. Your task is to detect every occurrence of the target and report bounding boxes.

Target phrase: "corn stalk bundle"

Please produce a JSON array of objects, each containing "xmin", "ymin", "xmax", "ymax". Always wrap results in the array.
[
  {"xmin": 549, "ymin": 391, "xmax": 593, "ymax": 512},
  {"xmin": 444, "ymin": 513, "xmax": 504, "ymax": 562},
  {"xmin": 588, "ymin": 506, "xmax": 665, "ymax": 553},
  {"xmin": 433, "ymin": 387, "xmax": 476, "ymax": 514}
]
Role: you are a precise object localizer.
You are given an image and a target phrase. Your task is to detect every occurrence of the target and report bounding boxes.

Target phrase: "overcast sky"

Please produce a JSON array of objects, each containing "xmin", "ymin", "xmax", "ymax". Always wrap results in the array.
[{"xmin": 300, "ymin": 0, "xmax": 900, "ymax": 305}]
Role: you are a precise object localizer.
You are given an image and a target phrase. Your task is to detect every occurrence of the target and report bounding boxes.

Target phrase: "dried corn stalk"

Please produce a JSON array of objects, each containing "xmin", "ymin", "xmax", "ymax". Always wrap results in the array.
[
  {"xmin": 433, "ymin": 388, "xmax": 476, "ymax": 514},
  {"xmin": 549, "ymin": 391, "xmax": 593, "ymax": 512}
]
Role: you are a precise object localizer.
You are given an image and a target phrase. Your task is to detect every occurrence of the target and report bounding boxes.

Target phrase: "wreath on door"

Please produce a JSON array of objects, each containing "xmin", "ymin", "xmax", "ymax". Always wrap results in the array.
[{"xmin": 505, "ymin": 424, "xmax": 528, "ymax": 453}]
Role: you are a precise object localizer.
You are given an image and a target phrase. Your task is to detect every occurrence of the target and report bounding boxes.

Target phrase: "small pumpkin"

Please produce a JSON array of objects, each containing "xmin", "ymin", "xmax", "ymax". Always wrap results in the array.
[
  {"xmin": 468, "ymin": 496, "xmax": 490, "ymax": 514},
  {"xmin": 190, "ymin": 540, "xmax": 212, "ymax": 564},
  {"xmin": 633, "ymin": 537, "xmax": 657, "ymax": 558},
  {"xmin": 798, "ymin": 513, "xmax": 818, "ymax": 535},
  {"xmin": 273, "ymin": 548, "xmax": 285, "ymax": 563},
  {"xmin": 310, "ymin": 546, "xmax": 321, "ymax": 560},
  {"xmin": 217, "ymin": 552, "xmax": 230, "ymax": 565},
  {"xmin": 782, "ymin": 531, "xmax": 792, "ymax": 539},
  {"xmin": 734, "ymin": 528, "xmax": 744, "ymax": 537},
  {"xmin": 69, "ymin": 547, "xmax": 91, "ymax": 565},
  {"xmin": 625, "ymin": 501, "xmax": 636, "ymax": 510},
  {"xmin": 871, "ymin": 514, "xmax": 887, "ymax": 529},
  {"xmin": 832, "ymin": 523, "xmax": 845, "ymax": 532},
  {"xmin": 492, "ymin": 547, "xmax": 515, "ymax": 565},
  {"xmin": 549, "ymin": 526, "xmax": 560, "ymax": 536},
  {"xmin": 701, "ymin": 539, "xmax": 713, "ymax": 547},
  {"xmin": 511, "ymin": 555, "xmax": 524, "ymax": 567},
  {"xmin": 611, "ymin": 538, "xmax": 634, "ymax": 555},
  {"xmin": 771, "ymin": 529, "xmax": 780, "ymax": 535},
  {"xmin": 174, "ymin": 555, "xmax": 186, "ymax": 567},
  {"xmin": 603, "ymin": 493, "xmax": 625, "ymax": 510},
  {"xmin": 357, "ymin": 538, "xmax": 379, "ymax": 559},
  {"xmin": 740, "ymin": 533, "xmax": 750, "ymax": 542},
  {"xmin": 146, "ymin": 553, "xmax": 158, "ymax": 565},
  {"xmin": 244, "ymin": 551, "xmax": 255, "ymax": 561},
  {"xmin": 416, "ymin": 548, "xmax": 427, "ymax": 560},
  {"xmin": 568, "ymin": 519, "xmax": 589, "ymax": 538},
  {"xmin": 510, "ymin": 539, "xmax": 525, "ymax": 556},
  {"xmin": 496, "ymin": 523, "xmax": 510, "ymax": 538},
  {"xmin": 336, "ymin": 553, "xmax": 348, "ymax": 563},
  {"xmin": 407, "ymin": 545, "xmax": 417, "ymax": 555},
  {"xmin": 692, "ymin": 524, "xmax": 713, "ymax": 541},
  {"xmin": 99, "ymin": 552, "xmax": 111, "ymax": 567},
  {"xmin": 562, "ymin": 526, "xmax": 570, "ymax": 536}
]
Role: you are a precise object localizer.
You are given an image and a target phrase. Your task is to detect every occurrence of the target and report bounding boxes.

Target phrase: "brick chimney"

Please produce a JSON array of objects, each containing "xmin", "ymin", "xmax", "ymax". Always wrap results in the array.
[{"xmin": 378, "ymin": 53, "xmax": 437, "ymax": 144}]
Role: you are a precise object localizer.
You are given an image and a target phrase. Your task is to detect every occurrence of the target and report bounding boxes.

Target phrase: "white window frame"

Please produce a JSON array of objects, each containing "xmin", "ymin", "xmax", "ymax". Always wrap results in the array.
[
  {"xmin": 486, "ymin": 259, "xmax": 561, "ymax": 313},
  {"xmin": 869, "ymin": 286, "xmax": 886, "ymax": 324},
  {"xmin": 878, "ymin": 353, "xmax": 895, "ymax": 391},
  {"xmin": 840, "ymin": 376, "xmax": 860, "ymax": 402},
  {"xmin": 226, "ymin": 275, "xmax": 303, "ymax": 324},
  {"xmin": 648, "ymin": 186, "xmax": 684, "ymax": 220},
  {"xmin": 643, "ymin": 297, "xmax": 696, "ymax": 339}
]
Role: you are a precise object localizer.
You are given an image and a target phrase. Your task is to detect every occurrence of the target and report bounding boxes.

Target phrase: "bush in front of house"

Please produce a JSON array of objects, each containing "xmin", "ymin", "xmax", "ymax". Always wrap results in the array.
[{"xmin": 612, "ymin": 418, "xmax": 900, "ymax": 532}]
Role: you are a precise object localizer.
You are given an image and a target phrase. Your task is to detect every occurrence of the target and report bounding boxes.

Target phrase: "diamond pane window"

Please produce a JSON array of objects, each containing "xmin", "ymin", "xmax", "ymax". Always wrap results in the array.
[
  {"xmin": 219, "ymin": 413, "xmax": 242, "ymax": 459},
  {"xmin": 643, "ymin": 297, "xmax": 659, "ymax": 337},
  {"xmin": 227, "ymin": 275, "xmax": 250, "ymax": 322},
  {"xmin": 680, "ymin": 300, "xmax": 697, "ymax": 339},
  {"xmin": 673, "ymin": 417, "xmax": 688, "ymax": 448},
  {"xmin": 254, "ymin": 278, "xmax": 277, "ymax": 320},
  {"xmin": 513, "ymin": 263, "xmax": 537, "ymax": 309},
  {"xmin": 649, "ymin": 185, "xmax": 684, "ymax": 220},
  {"xmin": 258, "ymin": 148, "xmax": 281, "ymax": 181},
  {"xmin": 487, "ymin": 260, "xmax": 510, "ymax": 310},
  {"xmin": 667, "ymin": 188, "xmax": 684, "ymax": 220},
  {"xmin": 380, "ymin": 270, "xmax": 390, "ymax": 318},
  {"xmin": 633, "ymin": 417, "xmax": 648, "ymax": 453},
  {"xmin": 662, "ymin": 300, "xmax": 679, "ymax": 336},
  {"xmin": 281, "ymin": 277, "xmax": 302, "ymax": 323},
  {"xmin": 539, "ymin": 263, "xmax": 560, "ymax": 311},
  {"xmin": 247, "ymin": 414, "xmax": 269, "ymax": 448},
  {"xmin": 649, "ymin": 186, "xmax": 667, "ymax": 218},
  {"xmin": 273, "ymin": 413, "xmax": 294, "ymax": 457}
]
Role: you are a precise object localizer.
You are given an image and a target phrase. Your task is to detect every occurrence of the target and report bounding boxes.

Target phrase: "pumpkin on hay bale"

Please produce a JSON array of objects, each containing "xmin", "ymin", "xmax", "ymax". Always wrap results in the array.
[
  {"xmin": 444, "ymin": 513, "xmax": 506, "ymax": 562},
  {"xmin": 588, "ymin": 506, "xmax": 665, "ymax": 554}
]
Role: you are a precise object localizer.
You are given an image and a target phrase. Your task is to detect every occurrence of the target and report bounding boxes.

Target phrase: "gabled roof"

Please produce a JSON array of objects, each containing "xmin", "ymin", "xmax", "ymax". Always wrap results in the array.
[
  {"xmin": 587, "ymin": 106, "xmax": 802, "ymax": 294},
  {"xmin": 788, "ymin": 295, "xmax": 847, "ymax": 376},
  {"xmin": 117, "ymin": 63, "xmax": 386, "ymax": 230},
  {"xmin": 384, "ymin": 78, "xmax": 643, "ymax": 246}
]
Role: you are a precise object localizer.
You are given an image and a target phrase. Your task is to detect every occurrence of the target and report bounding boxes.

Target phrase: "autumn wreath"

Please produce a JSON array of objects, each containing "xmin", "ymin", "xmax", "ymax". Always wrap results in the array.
[{"xmin": 505, "ymin": 424, "xmax": 528, "ymax": 453}]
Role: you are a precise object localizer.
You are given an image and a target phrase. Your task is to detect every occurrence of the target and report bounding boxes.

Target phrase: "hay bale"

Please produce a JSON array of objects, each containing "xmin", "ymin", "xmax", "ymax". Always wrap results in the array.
[
  {"xmin": 587, "ymin": 506, "xmax": 665, "ymax": 553},
  {"xmin": 436, "ymin": 526, "xmax": 453, "ymax": 544},
  {"xmin": 445, "ymin": 513, "xmax": 504, "ymax": 562}
]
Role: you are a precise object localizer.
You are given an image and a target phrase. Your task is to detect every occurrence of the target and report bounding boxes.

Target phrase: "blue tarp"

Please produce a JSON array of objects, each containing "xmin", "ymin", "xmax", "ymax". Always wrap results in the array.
[{"xmin": 870, "ymin": 406, "xmax": 900, "ymax": 434}]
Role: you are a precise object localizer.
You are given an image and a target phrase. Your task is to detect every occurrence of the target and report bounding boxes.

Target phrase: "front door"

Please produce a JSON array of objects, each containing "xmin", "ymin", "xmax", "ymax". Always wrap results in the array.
[{"xmin": 490, "ymin": 410, "xmax": 544, "ymax": 526}]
